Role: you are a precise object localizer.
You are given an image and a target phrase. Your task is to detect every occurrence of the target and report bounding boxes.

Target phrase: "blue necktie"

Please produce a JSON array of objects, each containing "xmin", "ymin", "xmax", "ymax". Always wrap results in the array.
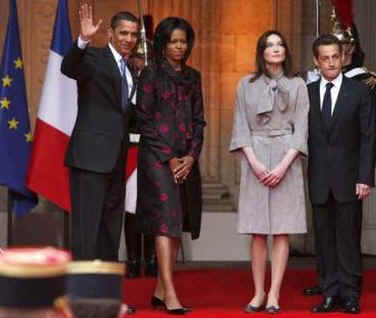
[
  {"xmin": 120, "ymin": 58, "xmax": 129, "ymax": 111},
  {"xmin": 322, "ymin": 82, "xmax": 334, "ymax": 129}
]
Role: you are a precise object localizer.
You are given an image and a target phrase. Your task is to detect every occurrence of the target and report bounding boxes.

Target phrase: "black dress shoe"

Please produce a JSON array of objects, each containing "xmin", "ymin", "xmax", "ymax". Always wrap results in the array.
[
  {"xmin": 265, "ymin": 305, "xmax": 280, "ymax": 314},
  {"xmin": 342, "ymin": 298, "xmax": 360, "ymax": 314},
  {"xmin": 303, "ymin": 285, "xmax": 322, "ymax": 296},
  {"xmin": 126, "ymin": 260, "xmax": 141, "ymax": 278},
  {"xmin": 311, "ymin": 296, "xmax": 340, "ymax": 313}
]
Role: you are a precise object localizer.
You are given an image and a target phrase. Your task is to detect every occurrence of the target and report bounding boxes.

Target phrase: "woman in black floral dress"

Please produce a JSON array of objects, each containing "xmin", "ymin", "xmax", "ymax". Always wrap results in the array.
[{"xmin": 136, "ymin": 17, "xmax": 206, "ymax": 314}]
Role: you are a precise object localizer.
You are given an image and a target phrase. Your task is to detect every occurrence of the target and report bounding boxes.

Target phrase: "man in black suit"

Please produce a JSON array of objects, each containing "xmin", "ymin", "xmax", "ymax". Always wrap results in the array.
[
  {"xmin": 61, "ymin": 4, "xmax": 139, "ymax": 262},
  {"xmin": 307, "ymin": 34, "xmax": 375, "ymax": 314},
  {"xmin": 304, "ymin": 24, "xmax": 376, "ymax": 299}
]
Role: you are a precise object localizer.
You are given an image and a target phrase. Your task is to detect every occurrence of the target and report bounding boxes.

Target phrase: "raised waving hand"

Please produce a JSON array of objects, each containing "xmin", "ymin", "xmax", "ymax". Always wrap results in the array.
[{"xmin": 79, "ymin": 3, "xmax": 103, "ymax": 41}]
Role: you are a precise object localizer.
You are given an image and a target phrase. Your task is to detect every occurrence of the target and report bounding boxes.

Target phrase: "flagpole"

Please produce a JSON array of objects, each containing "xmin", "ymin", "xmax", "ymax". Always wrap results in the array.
[{"xmin": 315, "ymin": 0, "xmax": 320, "ymax": 38}]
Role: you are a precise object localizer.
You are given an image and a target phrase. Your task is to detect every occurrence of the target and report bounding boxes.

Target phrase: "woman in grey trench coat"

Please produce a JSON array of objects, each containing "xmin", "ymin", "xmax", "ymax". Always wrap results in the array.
[{"xmin": 229, "ymin": 30, "xmax": 309, "ymax": 313}]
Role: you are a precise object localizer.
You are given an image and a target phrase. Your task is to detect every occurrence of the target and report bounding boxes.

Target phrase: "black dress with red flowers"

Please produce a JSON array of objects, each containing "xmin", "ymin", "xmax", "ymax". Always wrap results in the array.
[{"xmin": 136, "ymin": 59, "xmax": 206, "ymax": 239}]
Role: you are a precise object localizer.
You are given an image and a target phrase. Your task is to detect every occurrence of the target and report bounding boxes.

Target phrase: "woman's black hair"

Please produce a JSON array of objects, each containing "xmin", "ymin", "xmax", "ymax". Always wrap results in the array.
[{"xmin": 153, "ymin": 17, "xmax": 195, "ymax": 65}]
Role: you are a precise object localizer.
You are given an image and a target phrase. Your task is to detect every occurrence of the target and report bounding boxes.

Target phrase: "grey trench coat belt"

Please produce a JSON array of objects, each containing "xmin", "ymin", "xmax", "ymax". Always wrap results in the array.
[{"xmin": 252, "ymin": 128, "xmax": 292, "ymax": 138}]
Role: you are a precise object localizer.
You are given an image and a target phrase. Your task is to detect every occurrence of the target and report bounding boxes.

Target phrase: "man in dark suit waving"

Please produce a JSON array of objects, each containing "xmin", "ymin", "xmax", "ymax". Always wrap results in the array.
[
  {"xmin": 61, "ymin": 4, "xmax": 139, "ymax": 262},
  {"xmin": 308, "ymin": 34, "xmax": 375, "ymax": 314}
]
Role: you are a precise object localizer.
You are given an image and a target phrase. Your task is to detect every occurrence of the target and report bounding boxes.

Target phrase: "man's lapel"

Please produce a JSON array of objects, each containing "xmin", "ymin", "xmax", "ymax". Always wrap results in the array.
[
  {"xmin": 127, "ymin": 63, "xmax": 138, "ymax": 104},
  {"xmin": 311, "ymin": 81, "xmax": 326, "ymax": 133},
  {"xmin": 329, "ymin": 76, "xmax": 348, "ymax": 132},
  {"xmin": 103, "ymin": 45, "xmax": 122, "ymax": 108}
]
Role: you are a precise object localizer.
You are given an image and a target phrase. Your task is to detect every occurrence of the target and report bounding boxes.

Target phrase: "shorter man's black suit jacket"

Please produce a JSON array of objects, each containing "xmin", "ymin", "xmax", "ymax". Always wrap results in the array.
[{"xmin": 308, "ymin": 76, "xmax": 375, "ymax": 204}]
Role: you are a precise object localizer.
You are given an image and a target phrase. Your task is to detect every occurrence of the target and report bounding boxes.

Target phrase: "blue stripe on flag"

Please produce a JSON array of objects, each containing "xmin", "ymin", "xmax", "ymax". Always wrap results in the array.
[{"xmin": 51, "ymin": 0, "xmax": 73, "ymax": 56}]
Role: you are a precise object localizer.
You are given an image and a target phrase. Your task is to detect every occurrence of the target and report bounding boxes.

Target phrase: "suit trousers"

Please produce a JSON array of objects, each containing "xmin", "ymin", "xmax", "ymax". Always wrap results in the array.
[
  {"xmin": 69, "ymin": 143, "xmax": 127, "ymax": 261},
  {"xmin": 312, "ymin": 192, "xmax": 363, "ymax": 299}
]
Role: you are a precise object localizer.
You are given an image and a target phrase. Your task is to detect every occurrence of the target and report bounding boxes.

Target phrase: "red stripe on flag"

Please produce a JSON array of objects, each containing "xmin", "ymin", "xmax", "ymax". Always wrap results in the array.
[
  {"xmin": 26, "ymin": 119, "xmax": 71, "ymax": 212},
  {"xmin": 126, "ymin": 146, "xmax": 138, "ymax": 179}
]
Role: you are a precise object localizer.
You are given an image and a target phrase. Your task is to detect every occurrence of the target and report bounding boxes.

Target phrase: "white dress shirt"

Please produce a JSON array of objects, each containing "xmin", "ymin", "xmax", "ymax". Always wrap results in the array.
[{"xmin": 319, "ymin": 72, "xmax": 343, "ymax": 115}]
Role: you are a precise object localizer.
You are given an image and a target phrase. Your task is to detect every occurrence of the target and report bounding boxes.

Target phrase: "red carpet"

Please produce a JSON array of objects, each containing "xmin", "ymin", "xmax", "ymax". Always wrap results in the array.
[{"xmin": 121, "ymin": 268, "xmax": 376, "ymax": 317}]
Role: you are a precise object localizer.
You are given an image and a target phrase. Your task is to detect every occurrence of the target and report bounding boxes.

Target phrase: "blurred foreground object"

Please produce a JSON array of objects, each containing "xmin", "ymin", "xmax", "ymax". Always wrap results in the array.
[
  {"xmin": 66, "ymin": 260, "xmax": 133, "ymax": 317},
  {"xmin": 0, "ymin": 247, "xmax": 71, "ymax": 318}
]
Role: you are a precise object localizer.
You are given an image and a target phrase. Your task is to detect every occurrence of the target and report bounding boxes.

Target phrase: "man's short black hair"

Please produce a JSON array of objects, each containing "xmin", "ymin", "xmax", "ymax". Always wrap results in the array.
[
  {"xmin": 312, "ymin": 34, "xmax": 343, "ymax": 58},
  {"xmin": 110, "ymin": 11, "xmax": 139, "ymax": 30}
]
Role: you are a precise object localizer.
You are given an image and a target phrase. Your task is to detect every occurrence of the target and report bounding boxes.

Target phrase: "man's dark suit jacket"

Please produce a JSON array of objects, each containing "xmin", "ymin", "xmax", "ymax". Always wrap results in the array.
[
  {"xmin": 61, "ymin": 44, "xmax": 136, "ymax": 173},
  {"xmin": 308, "ymin": 75, "xmax": 375, "ymax": 205}
]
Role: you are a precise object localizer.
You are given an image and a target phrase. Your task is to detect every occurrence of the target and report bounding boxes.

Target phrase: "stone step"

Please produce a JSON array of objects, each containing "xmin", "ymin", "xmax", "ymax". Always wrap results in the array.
[
  {"xmin": 202, "ymin": 191, "xmax": 229, "ymax": 200},
  {"xmin": 203, "ymin": 198, "xmax": 235, "ymax": 212},
  {"xmin": 202, "ymin": 182, "xmax": 230, "ymax": 190}
]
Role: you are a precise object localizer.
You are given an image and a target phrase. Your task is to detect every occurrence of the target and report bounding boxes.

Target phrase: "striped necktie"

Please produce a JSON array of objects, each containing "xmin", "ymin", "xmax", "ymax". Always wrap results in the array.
[{"xmin": 120, "ymin": 58, "xmax": 129, "ymax": 111}]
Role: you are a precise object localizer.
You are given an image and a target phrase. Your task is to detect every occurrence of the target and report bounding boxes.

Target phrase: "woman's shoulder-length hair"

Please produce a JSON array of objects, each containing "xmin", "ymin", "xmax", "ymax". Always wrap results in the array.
[{"xmin": 153, "ymin": 17, "xmax": 195, "ymax": 65}]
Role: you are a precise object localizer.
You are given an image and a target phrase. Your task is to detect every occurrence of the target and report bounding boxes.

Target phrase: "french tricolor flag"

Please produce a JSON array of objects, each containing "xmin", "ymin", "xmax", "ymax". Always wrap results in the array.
[{"xmin": 26, "ymin": 0, "xmax": 77, "ymax": 212}]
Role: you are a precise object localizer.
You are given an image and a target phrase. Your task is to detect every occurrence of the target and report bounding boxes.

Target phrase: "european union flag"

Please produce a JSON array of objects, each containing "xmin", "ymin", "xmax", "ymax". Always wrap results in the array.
[{"xmin": 0, "ymin": 0, "xmax": 38, "ymax": 216}]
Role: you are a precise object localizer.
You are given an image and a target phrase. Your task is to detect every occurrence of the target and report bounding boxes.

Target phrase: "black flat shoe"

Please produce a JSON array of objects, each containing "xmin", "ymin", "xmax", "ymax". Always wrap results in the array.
[
  {"xmin": 244, "ymin": 303, "xmax": 264, "ymax": 313},
  {"xmin": 152, "ymin": 296, "xmax": 192, "ymax": 311},
  {"xmin": 151, "ymin": 296, "xmax": 165, "ymax": 309},
  {"xmin": 166, "ymin": 307, "xmax": 190, "ymax": 315},
  {"xmin": 265, "ymin": 305, "xmax": 280, "ymax": 314}
]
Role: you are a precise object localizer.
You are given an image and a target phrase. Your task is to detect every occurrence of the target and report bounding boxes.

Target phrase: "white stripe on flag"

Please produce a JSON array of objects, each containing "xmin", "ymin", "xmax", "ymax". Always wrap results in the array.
[
  {"xmin": 125, "ymin": 169, "xmax": 137, "ymax": 213},
  {"xmin": 38, "ymin": 50, "xmax": 77, "ymax": 136}
]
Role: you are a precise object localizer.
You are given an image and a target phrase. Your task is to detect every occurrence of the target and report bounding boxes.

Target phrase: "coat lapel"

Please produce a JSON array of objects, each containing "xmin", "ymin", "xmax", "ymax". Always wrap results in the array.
[
  {"xmin": 127, "ymin": 64, "xmax": 138, "ymax": 104},
  {"xmin": 328, "ymin": 76, "xmax": 348, "ymax": 132},
  {"xmin": 310, "ymin": 81, "xmax": 326, "ymax": 133},
  {"xmin": 103, "ymin": 46, "xmax": 122, "ymax": 109}
]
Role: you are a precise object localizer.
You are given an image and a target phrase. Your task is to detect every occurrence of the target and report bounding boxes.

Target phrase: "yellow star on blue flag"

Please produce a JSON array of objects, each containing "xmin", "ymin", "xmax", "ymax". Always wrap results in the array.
[
  {"xmin": 14, "ymin": 57, "xmax": 23, "ymax": 69},
  {"xmin": 2, "ymin": 74, "xmax": 12, "ymax": 87},
  {"xmin": 0, "ymin": 0, "xmax": 38, "ymax": 216},
  {"xmin": 0, "ymin": 97, "xmax": 11, "ymax": 109}
]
